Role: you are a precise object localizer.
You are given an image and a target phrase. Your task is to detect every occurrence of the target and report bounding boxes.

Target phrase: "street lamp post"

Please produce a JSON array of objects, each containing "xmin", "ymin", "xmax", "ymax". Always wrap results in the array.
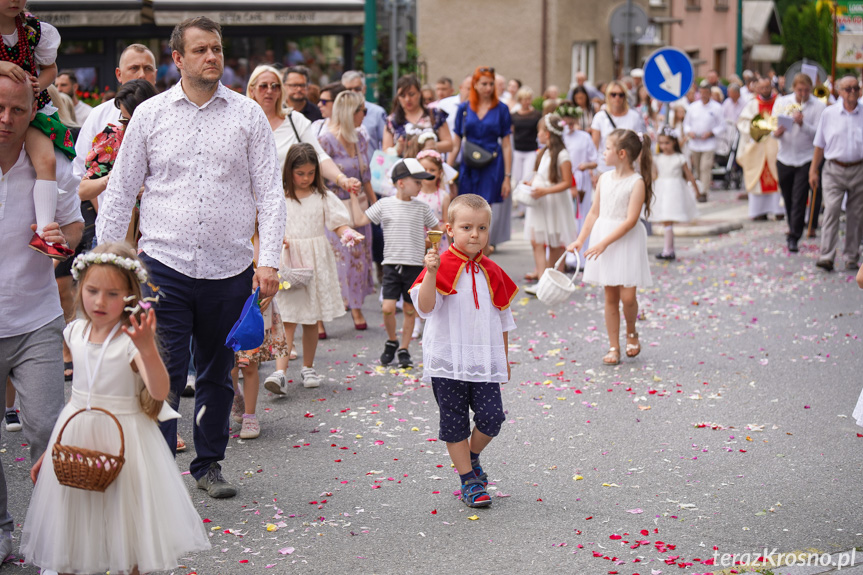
[{"xmin": 736, "ymin": 0, "xmax": 743, "ymax": 76}]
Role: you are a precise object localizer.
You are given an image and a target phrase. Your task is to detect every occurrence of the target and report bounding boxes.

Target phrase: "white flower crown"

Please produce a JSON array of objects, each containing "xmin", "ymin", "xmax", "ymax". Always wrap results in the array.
[
  {"xmin": 544, "ymin": 114, "xmax": 564, "ymax": 137},
  {"xmin": 71, "ymin": 252, "xmax": 148, "ymax": 284}
]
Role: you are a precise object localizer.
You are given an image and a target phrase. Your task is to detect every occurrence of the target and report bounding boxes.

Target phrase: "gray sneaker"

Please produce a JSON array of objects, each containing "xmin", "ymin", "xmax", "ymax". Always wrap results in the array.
[
  {"xmin": 263, "ymin": 370, "xmax": 287, "ymax": 395},
  {"xmin": 301, "ymin": 367, "xmax": 322, "ymax": 388},
  {"xmin": 196, "ymin": 462, "xmax": 237, "ymax": 498},
  {"xmin": 0, "ymin": 530, "xmax": 12, "ymax": 562}
]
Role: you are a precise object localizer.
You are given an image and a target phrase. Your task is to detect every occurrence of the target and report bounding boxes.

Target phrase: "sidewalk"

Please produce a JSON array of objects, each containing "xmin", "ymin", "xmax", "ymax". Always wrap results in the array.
[{"xmin": 649, "ymin": 191, "xmax": 751, "ymax": 237}]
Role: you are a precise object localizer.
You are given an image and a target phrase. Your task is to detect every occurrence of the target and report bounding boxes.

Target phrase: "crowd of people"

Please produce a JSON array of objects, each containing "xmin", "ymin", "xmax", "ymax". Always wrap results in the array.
[{"xmin": 2, "ymin": 3, "xmax": 863, "ymax": 572}]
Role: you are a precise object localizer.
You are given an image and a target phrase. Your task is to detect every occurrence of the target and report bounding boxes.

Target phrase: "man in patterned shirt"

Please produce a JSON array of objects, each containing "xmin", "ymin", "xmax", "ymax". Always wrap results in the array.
[{"xmin": 97, "ymin": 16, "xmax": 286, "ymax": 499}]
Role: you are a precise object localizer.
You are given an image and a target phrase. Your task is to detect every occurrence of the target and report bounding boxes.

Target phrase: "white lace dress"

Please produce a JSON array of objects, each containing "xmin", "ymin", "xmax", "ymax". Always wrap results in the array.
[
  {"xmin": 582, "ymin": 171, "xmax": 653, "ymax": 288},
  {"xmin": 21, "ymin": 320, "xmax": 210, "ymax": 574},
  {"xmin": 649, "ymin": 153, "xmax": 697, "ymax": 223},
  {"xmin": 275, "ymin": 190, "xmax": 350, "ymax": 325},
  {"xmin": 524, "ymin": 148, "xmax": 579, "ymax": 247}
]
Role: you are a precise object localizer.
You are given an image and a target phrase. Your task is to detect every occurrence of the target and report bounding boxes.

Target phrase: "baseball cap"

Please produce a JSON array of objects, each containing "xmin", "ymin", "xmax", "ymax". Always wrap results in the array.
[
  {"xmin": 699, "ymin": 79, "xmax": 710, "ymax": 89},
  {"xmin": 631, "ymin": 68, "xmax": 644, "ymax": 79},
  {"xmin": 391, "ymin": 157, "xmax": 434, "ymax": 182}
]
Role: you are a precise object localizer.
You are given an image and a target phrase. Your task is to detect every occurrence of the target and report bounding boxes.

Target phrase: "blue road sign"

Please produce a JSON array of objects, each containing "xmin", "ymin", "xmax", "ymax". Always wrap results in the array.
[{"xmin": 643, "ymin": 47, "xmax": 694, "ymax": 103}]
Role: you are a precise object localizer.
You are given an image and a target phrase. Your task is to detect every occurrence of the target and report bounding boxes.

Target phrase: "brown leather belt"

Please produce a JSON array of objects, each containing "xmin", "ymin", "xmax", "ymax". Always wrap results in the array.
[{"xmin": 831, "ymin": 159, "xmax": 863, "ymax": 168}]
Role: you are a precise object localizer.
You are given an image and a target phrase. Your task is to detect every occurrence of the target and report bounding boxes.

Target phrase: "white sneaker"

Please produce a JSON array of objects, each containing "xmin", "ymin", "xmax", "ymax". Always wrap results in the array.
[
  {"xmin": 4, "ymin": 410, "xmax": 22, "ymax": 432},
  {"xmin": 0, "ymin": 530, "xmax": 11, "ymax": 562},
  {"xmin": 263, "ymin": 370, "xmax": 287, "ymax": 396},
  {"xmin": 181, "ymin": 374, "xmax": 196, "ymax": 397},
  {"xmin": 412, "ymin": 319, "xmax": 424, "ymax": 339},
  {"xmin": 301, "ymin": 367, "xmax": 322, "ymax": 388}
]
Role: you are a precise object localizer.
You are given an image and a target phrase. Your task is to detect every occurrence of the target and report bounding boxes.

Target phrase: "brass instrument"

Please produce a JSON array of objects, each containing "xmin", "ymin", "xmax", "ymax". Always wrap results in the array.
[
  {"xmin": 750, "ymin": 113, "xmax": 778, "ymax": 142},
  {"xmin": 814, "ymin": 84, "xmax": 830, "ymax": 104}
]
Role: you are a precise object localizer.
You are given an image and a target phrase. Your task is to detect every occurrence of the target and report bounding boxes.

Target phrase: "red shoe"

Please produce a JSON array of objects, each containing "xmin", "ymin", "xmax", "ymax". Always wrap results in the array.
[{"xmin": 29, "ymin": 232, "xmax": 74, "ymax": 261}]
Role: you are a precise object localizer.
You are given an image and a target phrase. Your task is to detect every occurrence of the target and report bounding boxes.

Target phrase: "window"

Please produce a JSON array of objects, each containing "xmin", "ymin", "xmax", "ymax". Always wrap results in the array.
[
  {"xmin": 714, "ymin": 48, "xmax": 727, "ymax": 77},
  {"xmin": 686, "ymin": 0, "xmax": 701, "ymax": 10},
  {"xmin": 715, "ymin": 0, "xmax": 729, "ymax": 9},
  {"xmin": 571, "ymin": 42, "xmax": 597, "ymax": 86}
]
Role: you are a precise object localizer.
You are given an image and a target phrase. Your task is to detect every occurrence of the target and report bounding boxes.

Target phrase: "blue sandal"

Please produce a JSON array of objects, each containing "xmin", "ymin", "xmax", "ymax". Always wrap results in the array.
[
  {"xmin": 473, "ymin": 463, "xmax": 488, "ymax": 487},
  {"xmin": 461, "ymin": 477, "xmax": 492, "ymax": 508}
]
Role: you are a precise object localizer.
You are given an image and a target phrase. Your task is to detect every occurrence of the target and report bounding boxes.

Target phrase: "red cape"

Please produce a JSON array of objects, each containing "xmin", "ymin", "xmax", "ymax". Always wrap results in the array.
[{"xmin": 411, "ymin": 245, "xmax": 519, "ymax": 311}]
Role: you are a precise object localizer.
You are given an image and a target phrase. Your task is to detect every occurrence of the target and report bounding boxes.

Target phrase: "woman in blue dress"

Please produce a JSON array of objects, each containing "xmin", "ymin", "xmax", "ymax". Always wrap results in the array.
[{"xmin": 453, "ymin": 66, "xmax": 513, "ymax": 253}]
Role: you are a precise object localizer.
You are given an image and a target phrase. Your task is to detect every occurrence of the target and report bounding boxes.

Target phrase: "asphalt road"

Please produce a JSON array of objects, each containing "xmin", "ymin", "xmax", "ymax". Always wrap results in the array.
[{"xmin": 4, "ymin": 191, "xmax": 863, "ymax": 575}]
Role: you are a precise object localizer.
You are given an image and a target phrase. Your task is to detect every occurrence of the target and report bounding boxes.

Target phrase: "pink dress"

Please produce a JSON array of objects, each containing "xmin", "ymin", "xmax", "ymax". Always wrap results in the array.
[{"xmin": 416, "ymin": 188, "xmax": 449, "ymax": 253}]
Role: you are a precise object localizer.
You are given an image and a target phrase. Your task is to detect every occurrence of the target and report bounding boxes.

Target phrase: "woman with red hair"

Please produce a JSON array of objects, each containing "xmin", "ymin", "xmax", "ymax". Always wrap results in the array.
[{"xmin": 453, "ymin": 66, "xmax": 513, "ymax": 253}]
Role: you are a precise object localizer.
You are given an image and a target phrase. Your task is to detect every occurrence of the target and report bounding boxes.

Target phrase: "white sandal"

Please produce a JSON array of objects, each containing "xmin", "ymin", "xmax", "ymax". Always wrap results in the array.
[
  {"xmin": 625, "ymin": 332, "xmax": 641, "ymax": 358},
  {"xmin": 603, "ymin": 347, "xmax": 620, "ymax": 366}
]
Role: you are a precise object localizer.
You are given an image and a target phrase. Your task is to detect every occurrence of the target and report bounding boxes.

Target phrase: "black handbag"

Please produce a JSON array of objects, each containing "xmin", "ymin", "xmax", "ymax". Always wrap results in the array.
[{"xmin": 461, "ymin": 108, "xmax": 498, "ymax": 169}]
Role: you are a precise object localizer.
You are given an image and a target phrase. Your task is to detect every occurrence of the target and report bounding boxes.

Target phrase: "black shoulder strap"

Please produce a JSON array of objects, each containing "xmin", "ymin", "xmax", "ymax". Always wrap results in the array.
[
  {"xmin": 287, "ymin": 111, "xmax": 301, "ymax": 142},
  {"xmin": 604, "ymin": 110, "xmax": 617, "ymax": 129}
]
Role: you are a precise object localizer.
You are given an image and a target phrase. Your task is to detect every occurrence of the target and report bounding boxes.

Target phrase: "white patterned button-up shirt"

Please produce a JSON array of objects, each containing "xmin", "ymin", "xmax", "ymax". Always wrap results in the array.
[{"xmin": 96, "ymin": 81, "xmax": 286, "ymax": 279}]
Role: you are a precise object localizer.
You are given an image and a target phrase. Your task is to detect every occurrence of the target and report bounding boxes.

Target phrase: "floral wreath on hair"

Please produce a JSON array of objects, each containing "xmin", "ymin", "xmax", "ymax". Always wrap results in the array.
[
  {"xmin": 554, "ymin": 103, "xmax": 583, "ymax": 119},
  {"xmin": 660, "ymin": 125, "xmax": 679, "ymax": 139},
  {"xmin": 417, "ymin": 130, "xmax": 438, "ymax": 146},
  {"xmin": 71, "ymin": 252, "xmax": 149, "ymax": 284},
  {"xmin": 543, "ymin": 114, "xmax": 564, "ymax": 137},
  {"xmin": 416, "ymin": 149, "xmax": 442, "ymax": 162}
]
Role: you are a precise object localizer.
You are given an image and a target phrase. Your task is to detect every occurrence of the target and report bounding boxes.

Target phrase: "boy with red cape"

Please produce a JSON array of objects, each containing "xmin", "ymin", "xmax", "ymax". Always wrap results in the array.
[{"xmin": 410, "ymin": 194, "xmax": 518, "ymax": 509}]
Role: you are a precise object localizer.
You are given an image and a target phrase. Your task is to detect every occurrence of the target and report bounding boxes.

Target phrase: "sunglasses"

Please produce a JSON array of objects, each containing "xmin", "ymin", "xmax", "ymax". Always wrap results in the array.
[
  {"xmin": 318, "ymin": 98, "xmax": 332, "ymax": 105},
  {"xmin": 478, "ymin": 67, "xmax": 495, "ymax": 74},
  {"xmin": 608, "ymin": 92, "xmax": 626, "ymax": 98},
  {"xmin": 842, "ymin": 86, "xmax": 861, "ymax": 93},
  {"xmin": 256, "ymin": 82, "xmax": 280, "ymax": 92}
]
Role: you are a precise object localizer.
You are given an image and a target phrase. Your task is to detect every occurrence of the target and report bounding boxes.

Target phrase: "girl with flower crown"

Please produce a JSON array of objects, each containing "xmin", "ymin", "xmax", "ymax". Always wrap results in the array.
[
  {"xmin": 0, "ymin": 1, "xmax": 76, "ymax": 260},
  {"xmin": 523, "ymin": 114, "xmax": 579, "ymax": 291},
  {"xmin": 21, "ymin": 242, "xmax": 210, "ymax": 574}
]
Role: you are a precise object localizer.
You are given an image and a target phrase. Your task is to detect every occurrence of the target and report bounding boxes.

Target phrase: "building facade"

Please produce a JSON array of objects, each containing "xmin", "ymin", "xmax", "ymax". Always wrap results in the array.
[{"xmin": 417, "ymin": 0, "xmax": 672, "ymax": 95}]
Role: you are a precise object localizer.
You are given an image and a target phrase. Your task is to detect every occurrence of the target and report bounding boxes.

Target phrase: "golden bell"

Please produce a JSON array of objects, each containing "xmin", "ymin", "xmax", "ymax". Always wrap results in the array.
[
  {"xmin": 427, "ymin": 230, "xmax": 443, "ymax": 250},
  {"xmin": 750, "ymin": 113, "xmax": 777, "ymax": 142}
]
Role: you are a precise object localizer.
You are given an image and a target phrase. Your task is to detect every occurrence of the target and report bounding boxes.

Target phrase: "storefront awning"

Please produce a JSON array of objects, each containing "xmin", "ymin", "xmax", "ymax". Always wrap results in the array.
[
  {"xmin": 28, "ymin": 0, "xmax": 150, "ymax": 27},
  {"xmin": 742, "ymin": 1, "xmax": 782, "ymax": 47},
  {"xmin": 749, "ymin": 43, "xmax": 785, "ymax": 62},
  {"xmin": 151, "ymin": 0, "xmax": 364, "ymax": 26}
]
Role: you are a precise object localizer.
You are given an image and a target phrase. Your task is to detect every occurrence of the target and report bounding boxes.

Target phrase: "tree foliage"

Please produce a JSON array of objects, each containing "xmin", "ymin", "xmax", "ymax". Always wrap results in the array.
[{"xmin": 773, "ymin": 1, "xmax": 834, "ymax": 73}]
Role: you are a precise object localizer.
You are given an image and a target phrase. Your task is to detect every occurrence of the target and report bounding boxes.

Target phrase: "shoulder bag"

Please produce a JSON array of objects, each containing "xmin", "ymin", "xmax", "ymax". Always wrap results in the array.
[{"xmin": 461, "ymin": 107, "xmax": 498, "ymax": 170}]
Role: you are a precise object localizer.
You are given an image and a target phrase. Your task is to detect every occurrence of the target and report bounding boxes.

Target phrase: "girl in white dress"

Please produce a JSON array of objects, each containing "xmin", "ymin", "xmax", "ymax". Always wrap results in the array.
[
  {"xmin": 265, "ymin": 143, "xmax": 365, "ymax": 392},
  {"xmin": 416, "ymin": 150, "xmax": 451, "ymax": 254},
  {"xmin": 524, "ymin": 114, "xmax": 579, "ymax": 282},
  {"xmin": 568, "ymin": 129, "xmax": 654, "ymax": 366},
  {"xmin": 649, "ymin": 129, "xmax": 700, "ymax": 261},
  {"xmin": 22, "ymin": 242, "xmax": 210, "ymax": 574}
]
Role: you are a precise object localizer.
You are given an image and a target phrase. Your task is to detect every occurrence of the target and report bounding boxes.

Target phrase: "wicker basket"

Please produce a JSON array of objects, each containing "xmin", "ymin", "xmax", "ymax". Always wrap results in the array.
[
  {"xmin": 51, "ymin": 407, "xmax": 126, "ymax": 492},
  {"xmin": 536, "ymin": 252, "xmax": 581, "ymax": 306}
]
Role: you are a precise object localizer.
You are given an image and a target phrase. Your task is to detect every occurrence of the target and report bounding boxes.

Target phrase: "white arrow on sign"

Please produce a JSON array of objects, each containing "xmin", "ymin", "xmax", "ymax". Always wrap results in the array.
[{"xmin": 655, "ymin": 54, "xmax": 682, "ymax": 98}]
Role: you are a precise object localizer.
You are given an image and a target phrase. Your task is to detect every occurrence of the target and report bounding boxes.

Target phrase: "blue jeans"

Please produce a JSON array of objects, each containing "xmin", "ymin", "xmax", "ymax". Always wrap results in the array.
[{"xmin": 140, "ymin": 253, "xmax": 253, "ymax": 480}]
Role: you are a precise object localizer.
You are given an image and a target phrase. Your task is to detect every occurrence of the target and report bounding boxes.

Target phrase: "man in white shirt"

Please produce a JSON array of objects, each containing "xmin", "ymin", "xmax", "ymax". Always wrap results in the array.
[
  {"xmin": 774, "ymin": 74, "xmax": 825, "ymax": 252},
  {"xmin": 342, "ymin": 70, "xmax": 387, "ymax": 150},
  {"xmin": 54, "ymin": 70, "xmax": 92, "ymax": 125},
  {"xmin": 72, "ymin": 44, "xmax": 157, "ymax": 182},
  {"xmin": 722, "ymin": 83, "xmax": 747, "ymax": 123},
  {"xmin": 0, "ymin": 76, "xmax": 84, "ymax": 562},
  {"xmin": 683, "ymin": 80, "xmax": 726, "ymax": 201},
  {"xmin": 97, "ymin": 17, "xmax": 286, "ymax": 498},
  {"xmin": 810, "ymin": 75, "xmax": 863, "ymax": 271}
]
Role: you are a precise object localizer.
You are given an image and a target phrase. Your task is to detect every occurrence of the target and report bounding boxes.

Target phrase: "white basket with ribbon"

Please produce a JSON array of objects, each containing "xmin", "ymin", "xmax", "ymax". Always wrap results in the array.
[{"xmin": 535, "ymin": 252, "xmax": 581, "ymax": 306}]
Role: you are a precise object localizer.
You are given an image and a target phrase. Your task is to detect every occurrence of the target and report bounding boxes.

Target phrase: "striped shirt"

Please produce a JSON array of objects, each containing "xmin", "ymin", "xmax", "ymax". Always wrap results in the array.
[{"xmin": 365, "ymin": 197, "xmax": 439, "ymax": 266}]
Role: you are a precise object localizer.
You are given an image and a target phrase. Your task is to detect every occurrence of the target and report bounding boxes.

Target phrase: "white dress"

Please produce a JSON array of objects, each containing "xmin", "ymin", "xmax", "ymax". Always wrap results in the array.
[
  {"xmin": 275, "ymin": 190, "xmax": 350, "ymax": 325},
  {"xmin": 21, "ymin": 320, "xmax": 210, "ymax": 574},
  {"xmin": 524, "ymin": 149, "xmax": 579, "ymax": 247},
  {"xmin": 650, "ymin": 153, "xmax": 698, "ymax": 223},
  {"xmin": 582, "ymin": 171, "xmax": 653, "ymax": 288}
]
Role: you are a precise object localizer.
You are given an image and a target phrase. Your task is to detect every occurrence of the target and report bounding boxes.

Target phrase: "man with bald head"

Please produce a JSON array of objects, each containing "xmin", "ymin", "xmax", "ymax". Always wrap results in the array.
[
  {"xmin": 72, "ymin": 44, "xmax": 157, "ymax": 181},
  {"xmin": 810, "ymin": 75, "xmax": 863, "ymax": 271},
  {"xmin": 0, "ymin": 75, "xmax": 83, "ymax": 562}
]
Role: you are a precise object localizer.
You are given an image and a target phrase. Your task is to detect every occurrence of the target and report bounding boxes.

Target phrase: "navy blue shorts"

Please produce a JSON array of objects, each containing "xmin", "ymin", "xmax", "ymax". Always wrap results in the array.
[{"xmin": 431, "ymin": 377, "xmax": 506, "ymax": 443}]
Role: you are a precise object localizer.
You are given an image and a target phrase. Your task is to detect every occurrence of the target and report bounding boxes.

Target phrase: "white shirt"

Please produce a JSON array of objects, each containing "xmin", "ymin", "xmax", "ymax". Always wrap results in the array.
[
  {"xmin": 73, "ymin": 98, "xmax": 123, "ymax": 181},
  {"xmin": 721, "ymin": 96, "xmax": 747, "ymax": 123},
  {"xmin": 0, "ymin": 149, "xmax": 83, "ymax": 338},
  {"xmin": 813, "ymin": 102, "xmax": 863, "ymax": 163},
  {"xmin": 562, "ymin": 127, "xmax": 597, "ymax": 191},
  {"xmin": 97, "ymin": 82, "xmax": 286, "ymax": 278},
  {"xmin": 362, "ymin": 100, "xmax": 388, "ymax": 150},
  {"xmin": 73, "ymin": 100, "xmax": 93, "ymax": 125},
  {"xmin": 590, "ymin": 108, "xmax": 646, "ymax": 172},
  {"xmin": 410, "ymin": 265, "xmax": 516, "ymax": 383},
  {"xmin": 438, "ymin": 95, "xmax": 462, "ymax": 134},
  {"xmin": 682, "ymin": 99, "xmax": 725, "ymax": 152},
  {"xmin": 774, "ymin": 94, "xmax": 826, "ymax": 167},
  {"xmin": 1, "ymin": 21, "xmax": 59, "ymax": 66},
  {"xmin": 274, "ymin": 110, "xmax": 332, "ymax": 176}
]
